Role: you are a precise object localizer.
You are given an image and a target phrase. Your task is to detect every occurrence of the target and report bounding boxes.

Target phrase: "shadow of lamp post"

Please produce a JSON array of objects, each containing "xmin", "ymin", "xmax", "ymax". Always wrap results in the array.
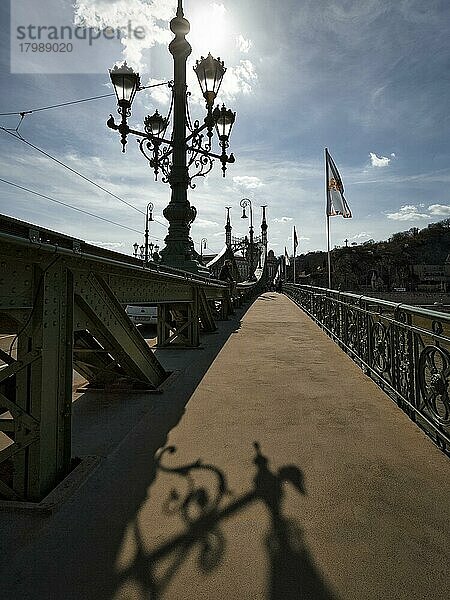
[
  {"xmin": 107, "ymin": 0, "xmax": 236, "ymax": 274},
  {"xmin": 241, "ymin": 197, "xmax": 256, "ymax": 281}
]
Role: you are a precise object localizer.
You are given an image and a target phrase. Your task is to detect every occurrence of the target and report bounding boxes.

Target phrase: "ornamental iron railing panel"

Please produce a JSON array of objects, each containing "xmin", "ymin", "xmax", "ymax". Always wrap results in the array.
[{"xmin": 284, "ymin": 283, "xmax": 450, "ymax": 454}]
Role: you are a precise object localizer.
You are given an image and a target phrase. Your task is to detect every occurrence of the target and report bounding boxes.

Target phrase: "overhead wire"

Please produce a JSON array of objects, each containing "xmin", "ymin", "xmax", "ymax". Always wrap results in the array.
[
  {"xmin": 0, "ymin": 127, "xmax": 171, "ymax": 231},
  {"xmin": 0, "ymin": 177, "xmax": 165, "ymax": 239},
  {"xmin": 0, "ymin": 83, "xmax": 172, "ymax": 236},
  {"xmin": 0, "ymin": 82, "xmax": 170, "ymax": 117},
  {"xmin": 1, "ymin": 127, "xmax": 146, "ymax": 215}
]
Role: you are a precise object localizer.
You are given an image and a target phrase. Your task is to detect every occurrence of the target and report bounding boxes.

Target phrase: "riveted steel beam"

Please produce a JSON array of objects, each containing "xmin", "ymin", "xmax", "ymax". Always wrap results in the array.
[
  {"xmin": 157, "ymin": 295, "xmax": 200, "ymax": 348},
  {"xmin": 10, "ymin": 259, "xmax": 73, "ymax": 501},
  {"xmin": 198, "ymin": 288, "xmax": 217, "ymax": 333},
  {"xmin": 73, "ymin": 271, "xmax": 167, "ymax": 389}
]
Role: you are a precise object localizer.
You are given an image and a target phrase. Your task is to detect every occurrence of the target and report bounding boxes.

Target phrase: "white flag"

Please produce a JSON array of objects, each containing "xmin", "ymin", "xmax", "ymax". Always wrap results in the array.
[
  {"xmin": 284, "ymin": 247, "xmax": 290, "ymax": 266},
  {"xmin": 326, "ymin": 149, "xmax": 352, "ymax": 218}
]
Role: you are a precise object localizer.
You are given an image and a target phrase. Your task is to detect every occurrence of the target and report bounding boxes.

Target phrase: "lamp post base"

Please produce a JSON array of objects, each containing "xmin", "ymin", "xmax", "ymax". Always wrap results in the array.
[{"xmin": 159, "ymin": 195, "xmax": 211, "ymax": 277}]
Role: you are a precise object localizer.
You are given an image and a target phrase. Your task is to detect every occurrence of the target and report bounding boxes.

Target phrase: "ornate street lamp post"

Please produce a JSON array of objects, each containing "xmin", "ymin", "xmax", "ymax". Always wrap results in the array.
[
  {"xmin": 200, "ymin": 238, "xmax": 207, "ymax": 262},
  {"xmin": 144, "ymin": 201, "xmax": 154, "ymax": 264},
  {"xmin": 107, "ymin": 0, "xmax": 236, "ymax": 273},
  {"xmin": 240, "ymin": 198, "xmax": 255, "ymax": 281},
  {"xmin": 133, "ymin": 243, "xmax": 145, "ymax": 259}
]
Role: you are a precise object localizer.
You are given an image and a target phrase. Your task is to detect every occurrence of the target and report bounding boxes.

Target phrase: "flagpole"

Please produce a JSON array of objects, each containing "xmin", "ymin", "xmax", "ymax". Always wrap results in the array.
[
  {"xmin": 325, "ymin": 148, "xmax": 332, "ymax": 289},
  {"xmin": 326, "ymin": 213, "xmax": 331, "ymax": 289}
]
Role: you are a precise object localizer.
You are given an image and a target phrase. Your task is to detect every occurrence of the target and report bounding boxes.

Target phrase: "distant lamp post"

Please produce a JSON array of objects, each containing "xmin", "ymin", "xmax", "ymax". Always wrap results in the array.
[
  {"xmin": 144, "ymin": 202, "xmax": 154, "ymax": 264},
  {"xmin": 133, "ymin": 242, "xmax": 139, "ymax": 258},
  {"xmin": 260, "ymin": 205, "xmax": 268, "ymax": 268},
  {"xmin": 240, "ymin": 198, "xmax": 255, "ymax": 280},
  {"xmin": 107, "ymin": 0, "xmax": 236, "ymax": 273},
  {"xmin": 200, "ymin": 237, "xmax": 208, "ymax": 262}
]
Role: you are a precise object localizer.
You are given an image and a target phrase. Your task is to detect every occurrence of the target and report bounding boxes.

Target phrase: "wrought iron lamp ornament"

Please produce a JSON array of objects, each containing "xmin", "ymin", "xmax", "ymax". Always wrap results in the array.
[
  {"xmin": 108, "ymin": 70, "xmax": 235, "ymax": 182},
  {"xmin": 107, "ymin": 0, "xmax": 236, "ymax": 272},
  {"xmin": 108, "ymin": 62, "xmax": 141, "ymax": 152}
]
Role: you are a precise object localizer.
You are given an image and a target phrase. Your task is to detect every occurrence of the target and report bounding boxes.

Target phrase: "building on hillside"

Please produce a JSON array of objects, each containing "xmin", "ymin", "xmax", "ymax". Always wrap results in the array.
[{"xmin": 412, "ymin": 261, "xmax": 450, "ymax": 291}]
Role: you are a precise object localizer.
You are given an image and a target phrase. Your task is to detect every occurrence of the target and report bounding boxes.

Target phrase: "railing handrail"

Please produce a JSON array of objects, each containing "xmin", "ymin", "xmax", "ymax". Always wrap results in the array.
[
  {"xmin": 283, "ymin": 283, "xmax": 450, "ymax": 454},
  {"xmin": 286, "ymin": 283, "xmax": 450, "ymax": 322}
]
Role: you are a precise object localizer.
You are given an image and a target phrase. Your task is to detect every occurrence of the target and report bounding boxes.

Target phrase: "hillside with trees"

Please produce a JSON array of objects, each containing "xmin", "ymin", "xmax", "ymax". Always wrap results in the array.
[{"xmin": 291, "ymin": 218, "xmax": 450, "ymax": 291}]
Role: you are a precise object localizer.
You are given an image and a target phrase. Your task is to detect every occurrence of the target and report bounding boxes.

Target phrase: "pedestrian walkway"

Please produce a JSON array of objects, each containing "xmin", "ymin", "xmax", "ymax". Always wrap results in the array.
[{"xmin": 1, "ymin": 293, "xmax": 449, "ymax": 600}]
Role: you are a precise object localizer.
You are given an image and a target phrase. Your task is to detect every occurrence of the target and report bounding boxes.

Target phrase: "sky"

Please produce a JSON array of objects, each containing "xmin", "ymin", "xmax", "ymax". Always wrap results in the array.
[{"xmin": 1, "ymin": 0, "xmax": 449, "ymax": 257}]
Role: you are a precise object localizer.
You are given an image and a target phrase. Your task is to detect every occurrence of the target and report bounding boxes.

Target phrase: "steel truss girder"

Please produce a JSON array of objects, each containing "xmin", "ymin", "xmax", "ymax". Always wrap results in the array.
[
  {"xmin": 73, "ymin": 271, "xmax": 167, "ymax": 389},
  {"xmin": 0, "ymin": 224, "xmax": 258, "ymax": 501},
  {"xmin": 198, "ymin": 289, "xmax": 217, "ymax": 333},
  {"xmin": 157, "ymin": 294, "xmax": 200, "ymax": 348},
  {"xmin": 0, "ymin": 260, "xmax": 74, "ymax": 501}
]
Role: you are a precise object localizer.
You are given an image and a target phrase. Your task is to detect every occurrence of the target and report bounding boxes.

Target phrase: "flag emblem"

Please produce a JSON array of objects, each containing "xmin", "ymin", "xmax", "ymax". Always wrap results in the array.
[{"xmin": 328, "ymin": 178, "xmax": 340, "ymax": 192}]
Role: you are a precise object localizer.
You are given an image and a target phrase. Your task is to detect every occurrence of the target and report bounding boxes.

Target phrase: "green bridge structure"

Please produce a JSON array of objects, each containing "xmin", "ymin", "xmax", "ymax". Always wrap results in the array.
[{"xmin": 0, "ymin": 213, "xmax": 449, "ymax": 599}]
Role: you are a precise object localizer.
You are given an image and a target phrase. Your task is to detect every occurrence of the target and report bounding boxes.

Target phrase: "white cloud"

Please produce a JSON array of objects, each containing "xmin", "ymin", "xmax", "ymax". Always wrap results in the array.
[
  {"xmin": 86, "ymin": 240, "xmax": 126, "ymax": 249},
  {"xmin": 370, "ymin": 152, "xmax": 391, "ymax": 167},
  {"xmin": 273, "ymin": 216, "xmax": 293, "ymax": 223},
  {"xmin": 352, "ymin": 232, "xmax": 372, "ymax": 239},
  {"xmin": 194, "ymin": 219, "xmax": 220, "ymax": 229},
  {"xmin": 287, "ymin": 235, "xmax": 309, "ymax": 242},
  {"xmin": 233, "ymin": 175, "xmax": 263, "ymax": 189},
  {"xmin": 73, "ymin": 0, "xmax": 174, "ymax": 70},
  {"xmin": 236, "ymin": 34, "xmax": 252, "ymax": 53},
  {"xmin": 211, "ymin": 2, "xmax": 226, "ymax": 16},
  {"xmin": 143, "ymin": 78, "xmax": 172, "ymax": 106},
  {"xmin": 221, "ymin": 59, "xmax": 258, "ymax": 98},
  {"xmin": 386, "ymin": 205, "xmax": 429, "ymax": 221},
  {"xmin": 74, "ymin": 1, "xmax": 258, "ymax": 103},
  {"xmin": 428, "ymin": 204, "xmax": 450, "ymax": 216}
]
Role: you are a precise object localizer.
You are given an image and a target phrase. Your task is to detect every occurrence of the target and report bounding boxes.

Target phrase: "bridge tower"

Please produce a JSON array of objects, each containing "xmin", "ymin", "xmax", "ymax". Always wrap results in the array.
[{"xmin": 225, "ymin": 206, "xmax": 232, "ymax": 248}]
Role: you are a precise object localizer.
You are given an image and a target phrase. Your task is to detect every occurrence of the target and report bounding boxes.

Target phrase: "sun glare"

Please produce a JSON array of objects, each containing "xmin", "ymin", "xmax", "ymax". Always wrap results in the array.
[{"xmin": 188, "ymin": 2, "xmax": 231, "ymax": 57}]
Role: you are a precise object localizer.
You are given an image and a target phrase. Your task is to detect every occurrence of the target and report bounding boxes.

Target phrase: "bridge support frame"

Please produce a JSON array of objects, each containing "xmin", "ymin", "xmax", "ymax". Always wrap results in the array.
[
  {"xmin": 11, "ymin": 259, "xmax": 73, "ymax": 501},
  {"xmin": 157, "ymin": 298, "xmax": 200, "ymax": 348}
]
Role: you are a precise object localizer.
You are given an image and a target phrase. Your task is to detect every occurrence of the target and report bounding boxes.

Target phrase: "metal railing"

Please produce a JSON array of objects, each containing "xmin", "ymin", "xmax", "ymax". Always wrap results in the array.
[{"xmin": 284, "ymin": 284, "xmax": 450, "ymax": 454}]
